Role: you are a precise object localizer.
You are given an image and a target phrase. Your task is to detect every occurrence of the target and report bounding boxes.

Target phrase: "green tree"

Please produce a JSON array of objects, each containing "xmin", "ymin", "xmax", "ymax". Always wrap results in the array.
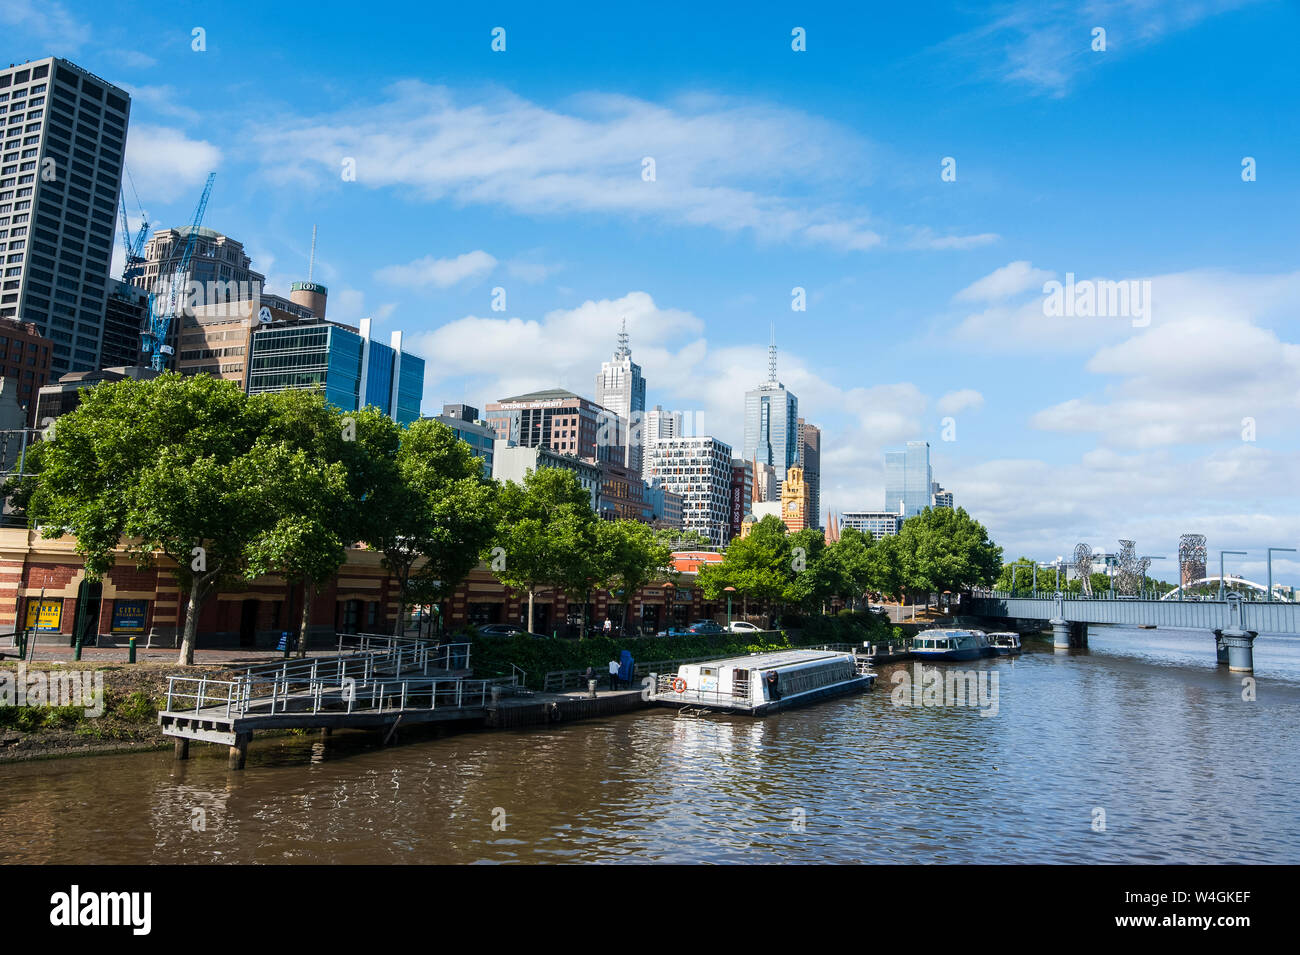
[
  {"xmin": 825, "ymin": 526, "xmax": 874, "ymax": 608},
  {"xmin": 367, "ymin": 418, "xmax": 498, "ymax": 635},
  {"xmin": 893, "ymin": 507, "xmax": 1002, "ymax": 598},
  {"xmin": 24, "ymin": 373, "xmax": 274, "ymax": 665},
  {"xmin": 784, "ymin": 528, "xmax": 844, "ymax": 612},
  {"xmin": 996, "ymin": 557, "xmax": 1046, "ymax": 595},
  {"xmin": 698, "ymin": 516, "xmax": 791, "ymax": 619},
  {"xmin": 493, "ymin": 467, "xmax": 598, "ymax": 634},
  {"xmin": 598, "ymin": 519, "xmax": 673, "ymax": 635}
]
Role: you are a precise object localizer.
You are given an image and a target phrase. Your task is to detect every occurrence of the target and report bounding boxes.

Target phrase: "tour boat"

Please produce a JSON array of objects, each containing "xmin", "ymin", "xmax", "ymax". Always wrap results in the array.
[
  {"xmin": 911, "ymin": 628, "xmax": 995, "ymax": 661},
  {"xmin": 986, "ymin": 631, "xmax": 1022, "ymax": 656},
  {"xmin": 650, "ymin": 648, "xmax": 875, "ymax": 716}
]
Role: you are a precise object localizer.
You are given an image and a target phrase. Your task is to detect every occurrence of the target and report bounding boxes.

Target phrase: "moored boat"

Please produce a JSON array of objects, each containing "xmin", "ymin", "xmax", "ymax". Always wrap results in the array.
[
  {"xmin": 911, "ymin": 628, "xmax": 994, "ymax": 661},
  {"xmin": 987, "ymin": 631, "xmax": 1022, "ymax": 656},
  {"xmin": 650, "ymin": 648, "xmax": 875, "ymax": 716}
]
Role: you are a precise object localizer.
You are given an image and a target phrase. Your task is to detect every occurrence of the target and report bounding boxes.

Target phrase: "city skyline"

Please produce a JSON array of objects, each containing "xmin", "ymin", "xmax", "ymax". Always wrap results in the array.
[{"xmin": 4, "ymin": 1, "xmax": 1299, "ymax": 583}]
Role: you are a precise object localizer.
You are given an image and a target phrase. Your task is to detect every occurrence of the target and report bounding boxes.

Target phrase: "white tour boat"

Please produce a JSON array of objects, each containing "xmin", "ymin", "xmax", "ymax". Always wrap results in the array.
[
  {"xmin": 987, "ymin": 631, "xmax": 1023, "ymax": 656},
  {"xmin": 650, "ymin": 648, "xmax": 875, "ymax": 716},
  {"xmin": 911, "ymin": 628, "xmax": 995, "ymax": 661}
]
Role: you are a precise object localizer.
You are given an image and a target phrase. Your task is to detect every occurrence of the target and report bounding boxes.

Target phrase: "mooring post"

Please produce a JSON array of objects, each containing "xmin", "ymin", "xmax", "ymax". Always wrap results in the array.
[
  {"xmin": 174, "ymin": 738, "xmax": 190, "ymax": 760},
  {"xmin": 228, "ymin": 732, "xmax": 251, "ymax": 771}
]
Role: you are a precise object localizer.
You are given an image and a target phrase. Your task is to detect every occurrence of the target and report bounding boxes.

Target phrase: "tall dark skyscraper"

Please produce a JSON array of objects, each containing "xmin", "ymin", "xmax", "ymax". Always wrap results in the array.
[{"xmin": 0, "ymin": 57, "xmax": 131, "ymax": 375}]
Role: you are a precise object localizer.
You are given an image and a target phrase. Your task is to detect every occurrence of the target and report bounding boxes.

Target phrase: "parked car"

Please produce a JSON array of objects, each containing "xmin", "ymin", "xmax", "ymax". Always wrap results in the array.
[
  {"xmin": 686, "ymin": 620, "xmax": 725, "ymax": 635},
  {"xmin": 727, "ymin": 621, "xmax": 763, "ymax": 634},
  {"xmin": 477, "ymin": 624, "xmax": 549, "ymax": 639},
  {"xmin": 655, "ymin": 627, "xmax": 693, "ymax": 637}
]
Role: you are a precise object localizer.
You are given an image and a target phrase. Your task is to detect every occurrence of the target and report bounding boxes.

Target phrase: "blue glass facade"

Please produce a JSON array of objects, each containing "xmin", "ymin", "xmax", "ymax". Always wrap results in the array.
[
  {"xmin": 743, "ymin": 384, "xmax": 799, "ymax": 482},
  {"xmin": 884, "ymin": 441, "xmax": 932, "ymax": 518},
  {"xmin": 246, "ymin": 321, "xmax": 423, "ymax": 423}
]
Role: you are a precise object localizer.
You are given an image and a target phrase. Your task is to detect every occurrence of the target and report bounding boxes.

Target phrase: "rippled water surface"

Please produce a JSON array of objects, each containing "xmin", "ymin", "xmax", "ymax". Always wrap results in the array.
[{"xmin": 3, "ymin": 626, "xmax": 1299, "ymax": 864}]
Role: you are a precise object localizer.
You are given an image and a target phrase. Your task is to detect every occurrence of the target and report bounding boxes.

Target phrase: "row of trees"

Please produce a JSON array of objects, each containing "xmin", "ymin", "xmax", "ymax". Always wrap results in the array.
[
  {"xmin": 697, "ymin": 507, "xmax": 1003, "ymax": 617},
  {"xmin": 994, "ymin": 557, "xmax": 1177, "ymax": 596},
  {"xmin": 7, "ymin": 375, "xmax": 677, "ymax": 663}
]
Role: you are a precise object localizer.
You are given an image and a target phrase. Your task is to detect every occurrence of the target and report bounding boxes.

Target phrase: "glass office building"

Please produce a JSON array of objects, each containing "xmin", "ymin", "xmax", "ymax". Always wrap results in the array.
[
  {"xmin": 246, "ymin": 317, "xmax": 424, "ymax": 424},
  {"xmin": 883, "ymin": 441, "xmax": 933, "ymax": 519},
  {"xmin": 743, "ymin": 383, "xmax": 799, "ymax": 484}
]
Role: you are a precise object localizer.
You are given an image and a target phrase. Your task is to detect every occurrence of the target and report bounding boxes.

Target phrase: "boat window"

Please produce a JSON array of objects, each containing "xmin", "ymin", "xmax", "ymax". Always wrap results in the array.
[{"xmin": 701, "ymin": 667, "xmax": 718, "ymax": 677}]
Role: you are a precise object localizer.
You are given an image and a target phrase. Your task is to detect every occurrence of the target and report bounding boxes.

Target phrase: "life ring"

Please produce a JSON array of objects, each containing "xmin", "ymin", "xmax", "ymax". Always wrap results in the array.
[{"xmin": 673, "ymin": 678, "xmax": 687, "ymax": 694}]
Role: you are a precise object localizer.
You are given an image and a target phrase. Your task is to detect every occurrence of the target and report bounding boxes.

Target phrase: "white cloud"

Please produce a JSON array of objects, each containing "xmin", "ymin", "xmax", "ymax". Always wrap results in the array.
[
  {"xmin": 124, "ymin": 125, "xmax": 221, "ymax": 203},
  {"xmin": 506, "ymin": 258, "xmax": 564, "ymax": 283},
  {"xmin": 247, "ymin": 82, "xmax": 988, "ymax": 255},
  {"xmin": 375, "ymin": 250, "xmax": 498, "ymax": 289},
  {"xmin": 1, "ymin": 0, "xmax": 91, "ymax": 49},
  {"xmin": 934, "ymin": 0, "xmax": 1259, "ymax": 97},
  {"xmin": 937, "ymin": 389, "xmax": 984, "ymax": 415},
  {"xmin": 955, "ymin": 260, "xmax": 1055, "ymax": 302}
]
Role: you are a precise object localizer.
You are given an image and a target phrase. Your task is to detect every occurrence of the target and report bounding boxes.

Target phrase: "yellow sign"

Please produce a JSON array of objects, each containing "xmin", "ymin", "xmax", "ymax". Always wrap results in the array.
[{"xmin": 25, "ymin": 599, "xmax": 62, "ymax": 631}]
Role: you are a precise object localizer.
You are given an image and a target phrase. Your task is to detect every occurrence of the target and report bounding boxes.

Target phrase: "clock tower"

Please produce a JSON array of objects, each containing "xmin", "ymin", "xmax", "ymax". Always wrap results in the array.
[{"xmin": 780, "ymin": 466, "xmax": 810, "ymax": 533}]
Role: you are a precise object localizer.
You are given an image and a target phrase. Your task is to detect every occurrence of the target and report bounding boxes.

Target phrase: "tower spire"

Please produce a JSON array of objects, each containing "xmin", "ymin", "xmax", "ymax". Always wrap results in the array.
[{"xmin": 308, "ymin": 224, "xmax": 317, "ymax": 281}]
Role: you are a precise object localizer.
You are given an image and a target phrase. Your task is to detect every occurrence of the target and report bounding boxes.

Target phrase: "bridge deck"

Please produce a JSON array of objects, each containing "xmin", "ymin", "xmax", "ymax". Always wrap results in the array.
[{"xmin": 968, "ymin": 594, "xmax": 1300, "ymax": 634}]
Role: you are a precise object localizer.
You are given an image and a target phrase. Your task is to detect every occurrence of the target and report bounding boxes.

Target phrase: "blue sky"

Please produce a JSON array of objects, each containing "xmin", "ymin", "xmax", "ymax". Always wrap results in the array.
[{"xmin": 7, "ymin": 0, "xmax": 1300, "ymax": 583}]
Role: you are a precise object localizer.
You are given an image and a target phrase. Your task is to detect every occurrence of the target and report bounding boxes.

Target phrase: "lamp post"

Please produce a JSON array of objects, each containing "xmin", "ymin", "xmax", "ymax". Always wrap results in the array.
[
  {"xmin": 663, "ymin": 580, "xmax": 675, "ymax": 633},
  {"xmin": 1267, "ymin": 548, "xmax": 1295, "ymax": 602},
  {"xmin": 1219, "ymin": 551, "xmax": 1247, "ymax": 601},
  {"xmin": 724, "ymin": 586, "xmax": 736, "ymax": 628}
]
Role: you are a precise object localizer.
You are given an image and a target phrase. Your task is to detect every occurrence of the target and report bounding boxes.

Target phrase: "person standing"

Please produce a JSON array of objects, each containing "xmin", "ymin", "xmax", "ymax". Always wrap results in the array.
[
  {"xmin": 608, "ymin": 658, "xmax": 620, "ymax": 691},
  {"xmin": 602, "ymin": 616, "xmax": 612, "ymax": 634}
]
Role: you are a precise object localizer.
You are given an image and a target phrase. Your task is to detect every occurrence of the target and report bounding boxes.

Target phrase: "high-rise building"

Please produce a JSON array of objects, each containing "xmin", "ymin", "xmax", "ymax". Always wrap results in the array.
[
  {"xmin": 841, "ymin": 511, "xmax": 902, "ymax": 540},
  {"xmin": 729, "ymin": 458, "xmax": 754, "ymax": 541},
  {"xmin": 100, "ymin": 279, "xmax": 147, "ymax": 369},
  {"xmin": 644, "ymin": 435, "xmax": 734, "ymax": 546},
  {"xmin": 177, "ymin": 293, "xmax": 315, "ymax": 387},
  {"xmin": 884, "ymin": 441, "xmax": 933, "ymax": 518},
  {"xmin": 743, "ymin": 334, "xmax": 798, "ymax": 489},
  {"xmin": 245, "ymin": 316, "xmax": 424, "ymax": 424},
  {"xmin": 797, "ymin": 418, "xmax": 821, "ymax": 530},
  {"xmin": 640, "ymin": 404, "xmax": 680, "ymax": 481},
  {"xmin": 430, "ymin": 403, "xmax": 495, "ymax": 478},
  {"xmin": 485, "ymin": 389, "xmax": 622, "ymax": 464},
  {"xmin": 594, "ymin": 319, "xmax": 646, "ymax": 473},
  {"xmin": 0, "ymin": 58, "xmax": 130, "ymax": 375},
  {"xmin": 931, "ymin": 482, "xmax": 953, "ymax": 509},
  {"xmin": 491, "ymin": 440, "xmax": 601, "ymax": 512},
  {"xmin": 0, "ymin": 319, "xmax": 54, "ymax": 424}
]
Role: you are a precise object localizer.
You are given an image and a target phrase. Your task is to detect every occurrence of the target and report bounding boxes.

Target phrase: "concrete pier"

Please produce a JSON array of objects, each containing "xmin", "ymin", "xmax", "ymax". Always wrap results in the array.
[{"xmin": 1051, "ymin": 617, "xmax": 1071, "ymax": 650}]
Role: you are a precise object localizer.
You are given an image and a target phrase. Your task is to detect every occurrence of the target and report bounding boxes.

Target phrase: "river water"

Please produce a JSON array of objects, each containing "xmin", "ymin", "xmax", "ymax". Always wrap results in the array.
[{"xmin": 3, "ymin": 625, "xmax": 1298, "ymax": 864}]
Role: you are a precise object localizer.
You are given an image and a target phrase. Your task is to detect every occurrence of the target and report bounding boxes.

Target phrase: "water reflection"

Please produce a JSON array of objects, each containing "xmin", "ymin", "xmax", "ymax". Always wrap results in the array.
[{"xmin": 1, "ymin": 627, "xmax": 1298, "ymax": 864}]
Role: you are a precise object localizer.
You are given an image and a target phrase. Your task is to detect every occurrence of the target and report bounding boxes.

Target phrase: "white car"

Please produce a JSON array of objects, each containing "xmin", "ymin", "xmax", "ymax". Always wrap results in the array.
[{"xmin": 728, "ymin": 621, "xmax": 763, "ymax": 633}]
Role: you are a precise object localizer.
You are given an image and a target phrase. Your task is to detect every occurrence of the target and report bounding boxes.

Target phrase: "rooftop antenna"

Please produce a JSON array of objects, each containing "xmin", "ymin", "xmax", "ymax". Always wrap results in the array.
[
  {"xmin": 616, "ymin": 316, "xmax": 630, "ymax": 356},
  {"xmin": 768, "ymin": 323, "xmax": 778, "ymax": 383},
  {"xmin": 307, "ymin": 224, "xmax": 317, "ymax": 282}
]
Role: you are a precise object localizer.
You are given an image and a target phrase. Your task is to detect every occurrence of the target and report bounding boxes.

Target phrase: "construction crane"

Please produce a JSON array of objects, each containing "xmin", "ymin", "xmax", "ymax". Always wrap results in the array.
[
  {"xmin": 117, "ymin": 167, "xmax": 149, "ymax": 284},
  {"xmin": 142, "ymin": 172, "xmax": 215, "ymax": 371}
]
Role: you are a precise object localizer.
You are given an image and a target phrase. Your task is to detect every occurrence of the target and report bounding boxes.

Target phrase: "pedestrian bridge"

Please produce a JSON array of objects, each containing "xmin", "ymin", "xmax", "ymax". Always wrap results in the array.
[{"xmin": 966, "ymin": 591, "xmax": 1300, "ymax": 671}]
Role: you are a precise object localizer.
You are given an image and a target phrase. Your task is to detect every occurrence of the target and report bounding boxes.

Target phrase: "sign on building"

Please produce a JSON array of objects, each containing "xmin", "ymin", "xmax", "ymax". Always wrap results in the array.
[
  {"xmin": 24, "ymin": 598, "xmax": 62, "ymax": 631},
  {"xmin": 111, "ymin": 600, "xmax": 147, "ymax": 633}
]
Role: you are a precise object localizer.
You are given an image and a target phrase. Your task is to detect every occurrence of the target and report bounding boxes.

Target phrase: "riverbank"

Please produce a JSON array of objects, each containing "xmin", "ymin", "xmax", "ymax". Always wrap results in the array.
[{"xmin": 0, "ymin": 661, "xmax": 240, "ymax": 763}]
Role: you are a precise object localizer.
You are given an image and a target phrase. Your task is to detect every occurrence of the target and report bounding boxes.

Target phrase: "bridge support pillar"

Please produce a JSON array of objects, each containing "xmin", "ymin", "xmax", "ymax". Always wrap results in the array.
[
  {"xmin": 1212, "ymin": 629, "xmax": 1230, "ymax": 665},
  {"xmin": 173, "ymin": 738, "xmax": 189, "ymax": 761},
  {"xmin": 1050, "ymin": 618, "xmax": 1071, "ymax": 650},
  {"xmin": 1217, "ymin": 629, "xmax": 1257, "ymax": 673},
  {"xmin": 228, "ymin": 732, "xmax": 251, "ymax": 771}
]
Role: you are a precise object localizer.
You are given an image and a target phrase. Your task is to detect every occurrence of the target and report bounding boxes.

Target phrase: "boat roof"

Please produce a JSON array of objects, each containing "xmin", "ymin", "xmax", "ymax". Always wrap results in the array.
[
  {"xmin": 916, "ymin": 628, "xmax": 985, "ymax": 638},
  {"xmin": 685, "ymin": 649, "xmax": 849, "ymax": 670}
]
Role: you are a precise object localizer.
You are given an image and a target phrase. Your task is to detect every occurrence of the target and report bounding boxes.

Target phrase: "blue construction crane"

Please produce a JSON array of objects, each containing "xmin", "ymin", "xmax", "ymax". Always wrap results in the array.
[
  {"xmin": 142, "ymin": 172, "xmax": 215, "ymax": 371},
  {"xmin": 117, "ymin": 167, "xmax": 149, "ymax": 284}
]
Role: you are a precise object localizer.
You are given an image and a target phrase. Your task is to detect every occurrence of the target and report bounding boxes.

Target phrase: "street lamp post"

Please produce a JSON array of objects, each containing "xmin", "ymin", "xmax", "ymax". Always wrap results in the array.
[
  {"xmin": 1267, "ymin": 548, "xmax": 1296, "ymax": 602},
  {"xmin": 1219, "ymin": 551, "xmax": 1247, "ymax": 601},
  {"xmin": 724, "ymin": 586, "xmax": 736, "ymax": 628},
  {"xmin": 663, "ymin": 580, "xmax": 675, "ymax": 633}
]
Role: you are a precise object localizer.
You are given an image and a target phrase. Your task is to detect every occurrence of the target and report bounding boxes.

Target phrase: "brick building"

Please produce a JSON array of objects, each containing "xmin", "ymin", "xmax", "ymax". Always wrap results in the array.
[{"xmin": 0, "ymin": 319, "xmax": 54, "ymax": 425}]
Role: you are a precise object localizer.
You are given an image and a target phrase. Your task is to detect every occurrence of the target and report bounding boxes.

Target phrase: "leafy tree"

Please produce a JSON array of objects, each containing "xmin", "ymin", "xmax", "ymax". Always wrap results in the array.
[
  {"xmin": 367, "ymin": 417, "xmax": 498, "ymax": 635},
  {"xmin": 698, "ymin": 516, "xmax": 791, "ymax": 619},
  {"xmin": 23, "ymin": 373, "xmax": 273, "ymax": 665},
  {"xmin": 493, "ymin": 467, "xmax": 598, "ymax": 634},
  {"xmin": 597, "ymin": 520, "xmax": 673, "ymax": 635},
  {"xmin": 893, "ymin": 506, "xmax": 1002, "ymax": 598},
  {"xmin": 864, "ymin": 533, "xmax": 904, "ymax": 600},
  {"xmin": 784, "ymin": 528, "xmax": 844, "ymax": 612},
  {"xmin": 825, "ymin": 526, "xmax": 874, "ymax": 608},
  {"xmin": 655, "ymin": 527, "xmax": 712, "ymax": 551}
]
